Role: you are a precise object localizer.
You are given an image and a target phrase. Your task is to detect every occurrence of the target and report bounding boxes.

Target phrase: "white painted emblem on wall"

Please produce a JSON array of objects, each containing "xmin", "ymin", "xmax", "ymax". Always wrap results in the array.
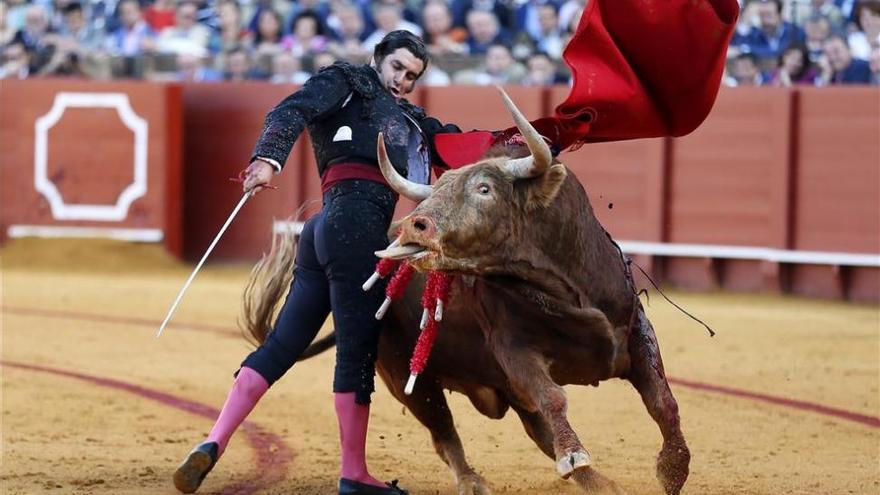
[
  {"xmin": 34, "ymin": 92, "xmax": 149, "ymax": 221},
  {"xmin": 332, "ymin": 125, "xmax": 352, "ymax": 142}
]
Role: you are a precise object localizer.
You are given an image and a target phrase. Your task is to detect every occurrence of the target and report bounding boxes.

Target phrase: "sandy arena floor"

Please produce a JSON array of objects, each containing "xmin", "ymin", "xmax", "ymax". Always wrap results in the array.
[{"xmin": 1, "ymin": 239, "xmax": 878, "ymax": 495}]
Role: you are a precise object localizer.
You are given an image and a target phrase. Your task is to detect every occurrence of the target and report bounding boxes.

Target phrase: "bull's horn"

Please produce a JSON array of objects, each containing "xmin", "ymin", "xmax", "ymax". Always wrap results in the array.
[
  {"xmin": 496, "ymin": 86, "xmax": 552, "ymax": 178},
  {"xmin": 377, "ymin": 133, "xmax": 432, "ymax": 201}
]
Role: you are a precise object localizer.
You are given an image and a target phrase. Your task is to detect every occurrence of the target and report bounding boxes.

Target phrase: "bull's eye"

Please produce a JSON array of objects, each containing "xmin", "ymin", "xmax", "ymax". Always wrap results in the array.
[{"xmin": 477, "ymin": 183, "xmax": 491, "ymax": 195}]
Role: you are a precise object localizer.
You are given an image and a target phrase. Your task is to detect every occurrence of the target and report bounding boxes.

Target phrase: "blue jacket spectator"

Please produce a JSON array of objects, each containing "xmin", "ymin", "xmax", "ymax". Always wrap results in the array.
[
  {"xmin": 836, "ymin": 57, "xmax": 873, "ymax": 83},
  {"xmin": 515, "ymin": 0, "xmax": 561, "ymax": 41},
  {"xmin": 59, "ymin": 2, "xmax": 105, "ymax": 51},
  {"xmin": 738, "ymin": 0, "xmax": 806, "ymax": 64},
  {"xmin": 465, "ymin": 9, "xmax": 510, "ymax": 55},
  {"xmin": 451, "ymin": 0, "xmax": 513, "ymax": 29},
  {"xmin": 106, "ymin": 0, "xmax": 155, "ymax": 57},
  {"xmin": 523, "ymin": 51, "xmax": 568, "ymax": 85},
  {"xmin": 824, "ymin": 35, "xmax": 873, "ymax": 84}
]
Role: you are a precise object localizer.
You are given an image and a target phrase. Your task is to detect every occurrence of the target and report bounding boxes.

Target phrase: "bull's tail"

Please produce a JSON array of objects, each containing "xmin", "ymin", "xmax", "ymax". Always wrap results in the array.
[
  {"xmin": 240, "ymin": 220, "xmax": 297, "ymax": 346},
  {"xmin": 240, "ymin": 209, "xmax": 339, "ymax": 361},
  {"xmin": 300, "ymin": 331, "xmax": 337, "ymax": 359}
]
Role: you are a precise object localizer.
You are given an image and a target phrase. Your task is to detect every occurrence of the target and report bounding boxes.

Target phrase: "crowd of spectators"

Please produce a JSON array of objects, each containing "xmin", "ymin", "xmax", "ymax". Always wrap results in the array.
[
  {"xmin": 0, "ymin": 0, "xmax": 585, "ymax": 84},
  {"xmin": 726, "ymin": 0, "xmax": 880, "ymax": 85},
  {"xmin": 0, "ymin": 0, "xmax": 877, "ymax": 86}
]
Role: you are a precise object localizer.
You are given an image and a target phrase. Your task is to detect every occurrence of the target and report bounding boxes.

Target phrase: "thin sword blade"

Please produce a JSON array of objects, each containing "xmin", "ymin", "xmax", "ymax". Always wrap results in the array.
[{"xmin": 156, "ymin": 192, "xmax": 251, "ymax": 338}]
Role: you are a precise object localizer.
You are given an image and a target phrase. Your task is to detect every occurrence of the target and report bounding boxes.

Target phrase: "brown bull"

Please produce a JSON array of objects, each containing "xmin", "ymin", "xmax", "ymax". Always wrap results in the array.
[{"xmin": 245, "ymin": 89, "xmax": 689, "ymax": 495}]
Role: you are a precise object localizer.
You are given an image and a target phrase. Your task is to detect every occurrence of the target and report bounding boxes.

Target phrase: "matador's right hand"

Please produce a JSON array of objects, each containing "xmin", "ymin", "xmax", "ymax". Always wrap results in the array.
[{"xmin": 242, "ymin": 160, "xmax": 275, "ymax": 195}]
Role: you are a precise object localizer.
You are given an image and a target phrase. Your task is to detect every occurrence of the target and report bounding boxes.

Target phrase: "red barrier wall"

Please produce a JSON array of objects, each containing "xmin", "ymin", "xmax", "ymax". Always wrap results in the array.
[
  {"xmin": 663, "ymin": 88, "xmax": 794, "ymax": 292},
  {"xmin": 2, "ymin": 81, "xmax": 877, "ymax": 301},
  {"xmin": 424, "ymin": 85, "xmax": 544, "ymax": 131},
  {"xmin": 0, "ymin": 79, "xmax": 183, "ymax": 255},
  {"xmin": 792, "ymin": 87, "xmax": 880, "ymax": 300},
  {"xmin": 180, "ymin": 82, "xmax": 310, "ymax": 261},
  {"xmin": 551, "ymin": 85, "xmax": 879, "ymax": 301}
]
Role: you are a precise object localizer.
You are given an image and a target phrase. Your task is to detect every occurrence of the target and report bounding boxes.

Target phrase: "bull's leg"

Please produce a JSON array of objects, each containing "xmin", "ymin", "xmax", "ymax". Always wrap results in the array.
[
  {"xmin": 496, "ymin": 351, "xmax": 588, "ymax": 475},
  {"xmin": 376, "ymin": 367, "xmax": 491, "ymax": 495},
  {"xmin": 511, "ymin": 405, "xmax": 554, "ymax": 459},
  {"xmin": 627, "ymin": 309, "xmax": 690, "ymax": 495},
  {"xmin": 513, "ymin": 405, "xmax": 625, "ymax": 494},
  {"xmin": 495, "ymin": 351, "xmax": 625, "ymax": 494}
]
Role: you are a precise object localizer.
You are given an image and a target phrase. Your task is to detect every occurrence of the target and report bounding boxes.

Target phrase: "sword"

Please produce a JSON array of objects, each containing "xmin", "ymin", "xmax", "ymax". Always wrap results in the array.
[{"xmin": 156, "ymin": 191, "xmax": 252, "ymax": 338}]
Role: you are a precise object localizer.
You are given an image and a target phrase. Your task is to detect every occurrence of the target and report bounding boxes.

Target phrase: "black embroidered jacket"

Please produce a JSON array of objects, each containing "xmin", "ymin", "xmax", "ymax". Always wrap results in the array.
[{"xmin": 251, "ymin": 62, "xmax": 459, "ymax": 178}]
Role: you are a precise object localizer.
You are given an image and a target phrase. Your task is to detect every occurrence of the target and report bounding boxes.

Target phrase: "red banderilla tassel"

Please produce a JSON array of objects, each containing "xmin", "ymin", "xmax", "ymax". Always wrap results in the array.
[
  {"xmin": 406, "ymin": 316, "xmax": 439, "ymax": 395},
  {"xmin": 432, "ymin": 273, "xmax": 453, "ymax": 322},
  {"xmin": 418, "ymin": 272, "xmax": 437, "ymax": 329},
  {"xmin": 362, "ymin": 258, "xmax": 400, "ymax": 291},
  {"xmin": 375, "ymin": 262, "xmax": 415, "ymax": 320},
  {"xmin": 406, "ymin": 271, "xmax": 453, "ymax": 395}
]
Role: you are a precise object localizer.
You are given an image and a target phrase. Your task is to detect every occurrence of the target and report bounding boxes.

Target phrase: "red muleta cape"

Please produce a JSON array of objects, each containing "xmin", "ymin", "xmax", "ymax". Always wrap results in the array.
[{"xmin": 435, "ymin": 0, "xmax": 739, "ymax": 168}]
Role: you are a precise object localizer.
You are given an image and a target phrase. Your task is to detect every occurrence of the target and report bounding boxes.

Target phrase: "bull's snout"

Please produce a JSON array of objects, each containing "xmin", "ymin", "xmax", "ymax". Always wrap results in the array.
[{"xmin": 408, "ymin": 214, "xmax": 437, "ymax": 238}]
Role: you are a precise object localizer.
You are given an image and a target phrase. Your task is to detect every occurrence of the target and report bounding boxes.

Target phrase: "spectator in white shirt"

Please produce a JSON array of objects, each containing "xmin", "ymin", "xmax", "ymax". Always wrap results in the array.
[
  {"xmin": 270, "ymin": 50, "xmax": 310, "ymax": 84},
  {"xmin": 848, "ymin": 1, "xmax": 880, "ymax": 60},
  {"xmin": 157, "ymin": 1, "xmax": 211, "ymax": 55}
]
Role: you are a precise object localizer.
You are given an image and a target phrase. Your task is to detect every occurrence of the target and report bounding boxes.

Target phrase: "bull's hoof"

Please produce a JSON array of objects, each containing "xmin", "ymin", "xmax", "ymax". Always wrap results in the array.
[
  {"xmin": 556, "ymin": 450, "xmax": 591, "ymax": 478},
  {"xmin": 570, "ymin": 467, "xmax": 628, "ymax": 495},
  {"xmin": 656, "ymin": 442, "xmax": 690, "ymax": 495},
  {"xmin": 456, "ymin": 472, "xmax": 491, "ymax": 495}
]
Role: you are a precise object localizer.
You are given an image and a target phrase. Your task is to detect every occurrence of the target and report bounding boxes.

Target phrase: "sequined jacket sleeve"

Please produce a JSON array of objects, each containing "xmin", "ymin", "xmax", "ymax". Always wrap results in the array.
[{"xmin": 250, "ymin": 65, "xmax": 352, "ymax": 169}]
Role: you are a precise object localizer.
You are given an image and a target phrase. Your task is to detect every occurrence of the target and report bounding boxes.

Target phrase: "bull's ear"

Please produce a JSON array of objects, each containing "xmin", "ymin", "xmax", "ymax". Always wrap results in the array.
[{"xmin": 523, "ymin": 164, "xmax": 567, "ymax": 209}]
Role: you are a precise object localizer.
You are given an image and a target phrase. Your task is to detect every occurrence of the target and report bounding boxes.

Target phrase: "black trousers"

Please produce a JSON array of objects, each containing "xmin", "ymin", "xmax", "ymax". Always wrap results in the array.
[{"xmin": 241, "ymin": 180, "xmax": 396, "ymax": 404}]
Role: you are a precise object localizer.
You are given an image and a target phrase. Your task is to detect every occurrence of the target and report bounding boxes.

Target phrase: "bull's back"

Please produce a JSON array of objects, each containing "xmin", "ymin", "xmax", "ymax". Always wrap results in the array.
[{"xmin": 546, "ymin": 171, "xmax": 635, "ymax": 327}]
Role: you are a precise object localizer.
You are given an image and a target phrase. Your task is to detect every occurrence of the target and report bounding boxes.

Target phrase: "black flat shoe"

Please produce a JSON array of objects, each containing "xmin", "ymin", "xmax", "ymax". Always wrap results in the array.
[
  {"xmin": 338, "ymin": 478, "xmax": 408, "ymax": 495},
  {"xmin": 173, "ymin": 441, "xmax": 219, "ymax": 494}
]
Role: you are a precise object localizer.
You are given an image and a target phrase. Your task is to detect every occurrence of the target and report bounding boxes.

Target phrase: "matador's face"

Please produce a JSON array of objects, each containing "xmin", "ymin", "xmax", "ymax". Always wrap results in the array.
[{"xmin": 375, "ymin": 48, "xmax": 425, "ymax": 99}]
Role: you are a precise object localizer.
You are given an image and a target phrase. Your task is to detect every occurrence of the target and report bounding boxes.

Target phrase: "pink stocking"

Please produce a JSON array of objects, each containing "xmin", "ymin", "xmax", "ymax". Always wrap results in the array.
[
  {"xmin": 335, "ymin": 392, "xmax": 384, "ymax": 487},
  {"xmin": 205, "ymin": 366, "xmax": 269, "ymax": 455}
]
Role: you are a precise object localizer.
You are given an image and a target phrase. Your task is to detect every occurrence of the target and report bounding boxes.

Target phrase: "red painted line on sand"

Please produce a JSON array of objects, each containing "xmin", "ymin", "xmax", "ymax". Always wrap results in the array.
[
  {"xmin": 2, "ymin": 305, "xmax": 237, "ymax": 338},
  {"xmin": 1, "ymin": 360, "xmax": 294, "ymax": 495},
  {"xmin": 5, "ymin": 305, "xmax": 878, "ymax": 429},
  {"xmin": 668, "ymin": 377, "xmax": 880, "ymax": 429}
]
